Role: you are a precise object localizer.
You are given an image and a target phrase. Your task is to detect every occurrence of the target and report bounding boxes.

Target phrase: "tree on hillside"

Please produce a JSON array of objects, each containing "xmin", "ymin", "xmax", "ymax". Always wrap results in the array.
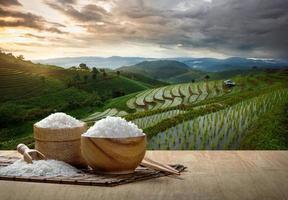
[
  {"xmin": 69, "ymin": 66, "xmax": 77, "ymax": 70},
  {"xmin": 74, "ymin": 73, "xmax": 81, "ymax": 81},
  {"xmin": 40, "ymin": 76, "xmax": 46, "ymax": 84},
  {"xmin": 69, "ymin": 73, "xmax": 81, "ymax": 88},
  {"xmin": 92, "ymin": 67, "xmax": 99, "ymax": 80},
  {"xmin": 112, "ymin": 89, "xmax": 125, "ymax": 98},
  {"xmin": 79, "ymin": 63, "xmax": 89, "ymax": 70},
  {"xmin": 17, "ymin": 55, "xmax": 24, "ymax": 60},
  {"xmin": 116, "ymin": 71, "xmax": 120, "ymax": 76},
  {"xmin": 103, "ymin": 71, "xmax": 107, "ymax": 78},
  {"xmin": 84, "ymin": 75, "xmax": 89, "ymax": 83},
  {"xmin": 191, "ymin": 79, "xmax": 195, "ymax": 83},
  {"xmin": 204, "ymin": 75, "xmax": 210, "ymax": 81},
  {"xmin": 7, "ymin": 53, "xmax": 14, "ymax": 58},
  {"xmin": 100, "ymin": 69, "xmax": 107, "ymax": 77},
  {"xmin": 92, "ymin": 73, "xmax": 97, "ymax": 80},
  {"xmin": 92, "ymin": 67, "xmax": 99, "ymax": 74}
]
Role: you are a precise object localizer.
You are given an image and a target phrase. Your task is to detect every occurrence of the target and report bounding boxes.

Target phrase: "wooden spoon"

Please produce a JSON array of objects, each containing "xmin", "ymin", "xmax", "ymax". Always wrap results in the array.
[{"xmin": 17, "ymin": 143, "xmax": 46, "ymax": 164}]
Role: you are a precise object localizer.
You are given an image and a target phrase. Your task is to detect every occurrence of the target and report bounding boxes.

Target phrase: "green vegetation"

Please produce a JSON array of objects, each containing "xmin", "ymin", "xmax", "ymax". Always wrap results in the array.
[
  {"xmin": 119, "ymin": 60, "xmax": 198, "ymax": 81},
  {"xmin": 83, "ymin": 75, "xmax": 150, "ymax": 99},
  {"xmin": 148, "ymin": 90, "xmax": 288, "ymax": 150},
  {"xmin": 118, "ymin": 71, "xmax": 167, "ymax": 87},
  {"xmin": 0, "ymin": 52, "xmax": 160, "ymax": 149},
  {"xmin": 1, "ymin": 51, "xmax": 288, "ymax": 150},
  {"xmin": 124, "ymin": 77, "xmax": 252, "ymax": 112},
  {"xmin": 122, "ymin": 71, "xmax": 287, "ymax": 150},
  {"xmin": 240, "ymin": 103, "xmax": 288, "ymax": 150},
  {"xmin": 103, "ymin": 92, "xmax": 140, "ymax": 112},
  {"xmin": 118, "ymin": 60, "xmax": 263, "ymax": 83}
]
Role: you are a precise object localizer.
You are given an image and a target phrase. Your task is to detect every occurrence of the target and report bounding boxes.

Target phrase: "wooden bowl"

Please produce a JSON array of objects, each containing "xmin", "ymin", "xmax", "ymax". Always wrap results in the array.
[
  {"xmin": 34, "ymin": 122, "xmax": 87, "ymax": 168},
  {"xmin": 81, "ymin": 135, "xmax": 146, "ymax": 174}
]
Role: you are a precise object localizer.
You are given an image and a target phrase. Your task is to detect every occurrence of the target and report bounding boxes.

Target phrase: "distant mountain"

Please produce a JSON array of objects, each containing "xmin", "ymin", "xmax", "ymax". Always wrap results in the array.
[
  {"xmin": 118, "ymin": 60, "xmax": 204, "ymax": 82},
  {"xmin": 34, "ymin": 56, "xmax": 155, "ymax": 69},
  {"xmin": 34, "ymin": 56, "xmax": 288, "ymax": 72},
  {"xmin": 180, "ymin": 57, "xmax": 288, "ymax": 72}
]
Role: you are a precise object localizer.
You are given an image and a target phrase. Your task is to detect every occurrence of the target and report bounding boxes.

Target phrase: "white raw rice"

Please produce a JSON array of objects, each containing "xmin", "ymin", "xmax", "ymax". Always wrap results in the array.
[
  {"xmin": 0, "ymin": 159, "xmax": 79, "ymax": 177},
  {"xmin": 35, "ymin": 112, "xmax": 82, "ymax": 129},
  {"xmin": 83, "ymin": 116, "xmax": 144, "ymax": 138}
]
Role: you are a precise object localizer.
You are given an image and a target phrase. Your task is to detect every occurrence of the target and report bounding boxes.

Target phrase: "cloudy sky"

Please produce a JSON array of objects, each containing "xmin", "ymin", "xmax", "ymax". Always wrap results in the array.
[{"xmin": 0, "ymin": 0, "xmax": 287, "ymax": 59}]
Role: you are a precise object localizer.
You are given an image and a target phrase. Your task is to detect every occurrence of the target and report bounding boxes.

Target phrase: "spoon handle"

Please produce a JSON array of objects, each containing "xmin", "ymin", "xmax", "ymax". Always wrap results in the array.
[{"xmin": 17, "ymin": 143, "xmax": 30, "ymax": 155}]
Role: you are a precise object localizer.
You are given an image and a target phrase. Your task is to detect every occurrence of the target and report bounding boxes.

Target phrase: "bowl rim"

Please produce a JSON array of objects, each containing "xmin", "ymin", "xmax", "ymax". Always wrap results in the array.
[{"xmin": 81, "ymin": 133, "xmax": 146, "ymax": 139}]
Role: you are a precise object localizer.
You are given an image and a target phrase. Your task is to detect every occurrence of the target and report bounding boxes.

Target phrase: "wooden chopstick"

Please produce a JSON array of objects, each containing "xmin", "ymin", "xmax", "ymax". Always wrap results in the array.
[
  {"xmin": 141, "ymin": 157, "xmax": 180, "ymax": 175},
  {"xmin": 143, "ymin": 157, "xmax": 179, "ymax": 174}
]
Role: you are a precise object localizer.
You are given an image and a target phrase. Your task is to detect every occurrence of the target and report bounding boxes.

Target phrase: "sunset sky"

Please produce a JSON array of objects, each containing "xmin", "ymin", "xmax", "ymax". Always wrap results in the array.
[{"xmin": 0, "ymin": 0, "xmax": 287, "ymax": 60}]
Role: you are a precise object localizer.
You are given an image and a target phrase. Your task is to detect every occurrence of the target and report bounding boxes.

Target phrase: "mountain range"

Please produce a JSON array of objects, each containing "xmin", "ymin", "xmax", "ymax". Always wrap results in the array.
[
  {"xmin": 118, "ymin": 60, "xmax": 206, "ymax": 83},
  {"xmin": 34, "ymin": 56, "xmax": 288, "ymax": 72}
]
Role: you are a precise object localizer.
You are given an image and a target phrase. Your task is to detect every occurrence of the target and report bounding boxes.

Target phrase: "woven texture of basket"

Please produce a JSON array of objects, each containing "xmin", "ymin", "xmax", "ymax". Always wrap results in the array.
[{"xmin": 33, "ymin": 122, "xmax": 87, "ymax": 168}]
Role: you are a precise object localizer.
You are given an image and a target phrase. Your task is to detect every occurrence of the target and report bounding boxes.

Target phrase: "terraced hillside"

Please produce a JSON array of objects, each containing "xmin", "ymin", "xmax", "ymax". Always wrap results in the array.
[
  {"xmin": 148, "ymin": 89, "xmax": 288, "ymax": 150},
  {"xmin": 1, "ymin": 51, "xmax": 287, "ymax": 150},
  {"xmin": 82, "ymin": 79, "xmax": 227, "ymax": 123},
  {"xmin": 0, "ymin": 52, "xmax": 163, "ymax": 103},
  {"xmin": 126, "ymin": 80, "xmax": 226, "ymax": 112},
  {"xmin": 83, "ymin": 72, "xmax": 280, "ymax": 123},
  {"xmin": 0, "ymin": 55, "xmax": 68, "ymax": 102},
  {"xmin": 0, "ymin": 52, "xmax": 165, "ymax": 149},
  {"xmin": 119, "ymin": 60, "xmax": 205, "ymax": 82},
  {"xmin": 82, "ymin": 71, "xmax": 288, "ymax": 150}
]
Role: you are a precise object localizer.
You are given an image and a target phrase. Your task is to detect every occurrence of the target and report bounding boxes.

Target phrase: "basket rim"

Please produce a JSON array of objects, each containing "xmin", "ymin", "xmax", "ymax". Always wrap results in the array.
[{"xmin": 33, "ymin": 122, "xmax": 86, "ymax": 130}]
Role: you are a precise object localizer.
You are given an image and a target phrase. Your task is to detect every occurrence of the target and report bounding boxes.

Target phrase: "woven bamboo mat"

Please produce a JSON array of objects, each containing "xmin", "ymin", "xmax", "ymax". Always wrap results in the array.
[{"xmin": 0, "ymin": 156, "xmax": 186, "ymax": 187}]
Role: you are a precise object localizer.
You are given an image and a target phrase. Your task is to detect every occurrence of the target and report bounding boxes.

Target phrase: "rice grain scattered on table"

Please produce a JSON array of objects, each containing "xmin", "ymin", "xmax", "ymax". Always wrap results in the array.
[{"xmin": 0, "ymin": 159, "xmax": 79, "ymax": 177}]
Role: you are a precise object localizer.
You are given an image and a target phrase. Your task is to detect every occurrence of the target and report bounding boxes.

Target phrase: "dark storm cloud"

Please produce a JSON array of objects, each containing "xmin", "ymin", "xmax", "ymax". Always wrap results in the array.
[
  {"xmin": 121, "ymin": 0, "xmax": 288, "ymax": 58},
  {"xmin": 197, "ymin": 0, "xmax": 288, "ymax": 58},
  {"xmin": 0, "ymin": 0, "xmax": 21, "ymax": 7},
  {"xmin": 0, "ymin": 7, "xmax": 65, "ymax": 33},
  {"xmin": 23, "ymin": 33, "xmax": 45, "ymax": 39},
  {"xmin": 46, "ymin": 2, "xmax": 109, "ymax": 23},
  {"xmin": 46, "ymin": 0, "xmax": 288, "ymax": 58},
  {"xmin": 58, "ymin": 0, "xmax": 77, "ymax": 4}
]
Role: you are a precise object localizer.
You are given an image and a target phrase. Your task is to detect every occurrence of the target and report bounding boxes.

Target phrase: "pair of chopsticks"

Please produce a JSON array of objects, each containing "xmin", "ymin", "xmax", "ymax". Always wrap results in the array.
[{"xmin": 141, "ymin": 157, "xmax": 180, "ymax": 175}]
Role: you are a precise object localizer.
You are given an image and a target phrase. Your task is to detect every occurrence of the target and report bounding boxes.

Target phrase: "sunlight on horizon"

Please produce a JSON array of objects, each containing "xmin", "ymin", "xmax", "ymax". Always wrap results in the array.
[{"xmin": 0, "ymin": 0, "xmax": 287, "ymax": 59}]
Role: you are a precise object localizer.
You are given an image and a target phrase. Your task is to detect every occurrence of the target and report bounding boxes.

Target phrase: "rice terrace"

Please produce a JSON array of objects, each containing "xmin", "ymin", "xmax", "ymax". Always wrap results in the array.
[{"xmin": 1, "ymin": 51, "xmax": 287, "ymax": 150}]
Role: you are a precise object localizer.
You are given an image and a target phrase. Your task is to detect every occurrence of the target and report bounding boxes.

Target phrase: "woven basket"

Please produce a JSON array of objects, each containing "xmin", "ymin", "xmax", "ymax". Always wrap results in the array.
[{"xmin": 33, "ymin": 122, "xmax": 87, "ymax": 168}]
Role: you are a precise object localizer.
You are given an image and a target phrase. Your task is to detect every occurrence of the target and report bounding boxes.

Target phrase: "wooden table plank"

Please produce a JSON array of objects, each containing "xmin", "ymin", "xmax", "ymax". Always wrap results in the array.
[{"xmin": 0, "ymin": 151, "xmax": 287, "ymax": 200}]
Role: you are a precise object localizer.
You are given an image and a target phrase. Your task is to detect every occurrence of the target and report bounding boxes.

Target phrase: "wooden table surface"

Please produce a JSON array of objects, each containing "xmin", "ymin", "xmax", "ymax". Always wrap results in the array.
[{"xmin": 0, "ymin": 151, "xmax": 287, "ymax": 200}]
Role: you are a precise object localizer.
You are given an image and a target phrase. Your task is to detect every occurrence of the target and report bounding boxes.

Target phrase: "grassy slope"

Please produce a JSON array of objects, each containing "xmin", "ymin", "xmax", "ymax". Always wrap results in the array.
[
  {"xmin": 118, "ymin": 59, "xmax": 264, "ymax": 83},
  {"xmin": 1, "ymin": 52, "xmax": 287, "ymax": 149},
  {"xmin": 0, "ymin": 56, "xmax": 66, "ymax": 102},
  {"xmin": 84, "ymin": 75, "xmax": 149, "ymax": 95},
  {"xmin": 0, "ymin": 53, "xmax": 161, "ymax": 149},
  {"xmin": 118, "ymin": 71, "xmax": 167, "ymax": 87},
  {"xmin": 103, "ymin": 92, "xmax": 140, "ymax": 112},
  {"xmin": 168, "ymin": 69, "xmax": 262, "ymax": 83},
  {"xmin": 167, "ymin": 70, "xmax": 205, "ymax": 83},
  {"xmin": 120, "ymin": 71, "xmax": 280, "ymax": 112},
  {"xmin": 0, "ymin": 53, "xmax": 158, "ymax": 103},
  {"xmin": 121, "ymin": 71, "xmax": 288, "ymax": 149},
  {"xmin": 240, "ymin": 103, "xmax": 288, "ymax": 150},
  {"xmin": 119, "ymin": 60, "xmax": 193, "ymax": 81}
]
